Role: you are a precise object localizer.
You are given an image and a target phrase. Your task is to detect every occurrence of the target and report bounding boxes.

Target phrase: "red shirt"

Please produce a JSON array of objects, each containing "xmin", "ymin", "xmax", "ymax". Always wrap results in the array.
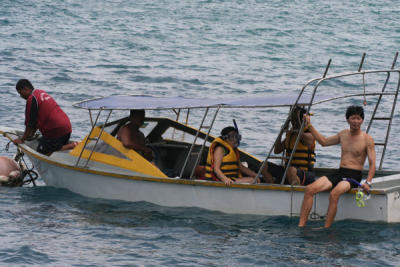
[{"xmin": 25, "ymin": 89, "xmax": 72, "ymax": 138}]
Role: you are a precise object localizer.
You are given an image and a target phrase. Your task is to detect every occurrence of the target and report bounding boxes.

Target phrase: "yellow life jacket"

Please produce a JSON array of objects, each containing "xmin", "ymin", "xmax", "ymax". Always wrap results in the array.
[
  {"xmin": 285, "ymin": 131, "xmax": 316, "ymax": 171},
  {"xmin": 205, "ymin": 137, "xmax": 242, "ymax": 181}
]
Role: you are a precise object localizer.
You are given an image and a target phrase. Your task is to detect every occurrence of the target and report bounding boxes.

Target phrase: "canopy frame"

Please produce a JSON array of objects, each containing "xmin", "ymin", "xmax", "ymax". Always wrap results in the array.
[{"xmin": 73, "ymin": 52, "xmax": 400, "ymax": 180}]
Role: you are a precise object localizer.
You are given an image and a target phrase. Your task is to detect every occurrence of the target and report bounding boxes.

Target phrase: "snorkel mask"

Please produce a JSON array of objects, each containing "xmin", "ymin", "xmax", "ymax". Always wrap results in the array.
[
  {"xmin": 220, "ymin": 122, "xmax": 242, "ymax": 148},
  {"xmin": 344, "ymin": 178, "xmax": 371, "ymax": 207},
  {"xmin": 226, "ymin": 132, "xmax": 242, "ymax": 148},
  {"xmin": 355, "ymin": 190, "xmax": 371, "ymax": 207}
]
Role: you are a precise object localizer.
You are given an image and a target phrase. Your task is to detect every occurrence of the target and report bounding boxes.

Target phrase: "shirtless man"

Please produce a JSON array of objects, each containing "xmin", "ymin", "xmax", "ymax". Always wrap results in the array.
[
  {"xmin": 298, "ymin": 105, "xmax": 376, "ymax": 228},
  {"xmin": 117, "ymin": 109, "xmax": 153, "ymax": 161}
]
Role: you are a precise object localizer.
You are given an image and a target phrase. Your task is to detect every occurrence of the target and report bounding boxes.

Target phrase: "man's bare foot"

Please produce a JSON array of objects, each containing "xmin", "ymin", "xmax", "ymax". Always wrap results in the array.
[{"xmin": 61, "ymin": 141, "xmax": 79, "ymax": 151}]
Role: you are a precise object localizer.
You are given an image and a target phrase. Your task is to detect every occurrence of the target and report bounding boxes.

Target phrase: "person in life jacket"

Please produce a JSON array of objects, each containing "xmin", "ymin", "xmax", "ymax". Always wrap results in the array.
[
  {"xmin": 262, "ymin": 106, "xmax": 317, "ymax": 185},
  {"xmin": 205, "ymin": 126, "xmax": 259, "ymax": 185},
  {"xmin": 12, "ymin": 79, "xmax": 76, "ymax": 155}
]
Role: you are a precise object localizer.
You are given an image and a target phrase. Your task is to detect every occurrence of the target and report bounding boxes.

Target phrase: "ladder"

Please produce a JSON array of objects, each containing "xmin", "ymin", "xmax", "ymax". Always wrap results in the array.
[
  {"xmin": 366, "ymin": 52, "xmax": 399, "ymax": 170},
  {"xmin": 254, "ymin": 53, "xmax": 400, "ymax": 184}
]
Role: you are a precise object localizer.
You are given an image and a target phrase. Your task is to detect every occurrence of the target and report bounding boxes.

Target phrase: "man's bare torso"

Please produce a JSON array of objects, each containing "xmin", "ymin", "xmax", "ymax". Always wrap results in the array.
[
  {"xmin": 117, "ymin": 122, "xmax": 145, "ymax": 149},
  {"xmin": 339, "ymin": 129, "xmax": 369, "ymax": 170}
]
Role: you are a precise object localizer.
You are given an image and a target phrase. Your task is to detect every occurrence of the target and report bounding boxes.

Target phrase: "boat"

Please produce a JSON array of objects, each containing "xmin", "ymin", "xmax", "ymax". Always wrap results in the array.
[{"xmin": 1, "ymin": 53, "xmax": 400, "ymax": 223}]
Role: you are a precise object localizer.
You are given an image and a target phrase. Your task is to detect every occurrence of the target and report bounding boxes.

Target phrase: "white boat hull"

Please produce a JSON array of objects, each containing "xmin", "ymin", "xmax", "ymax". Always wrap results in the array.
[{"xmin": 28, "ymin": 152, "xmax": 400, "ymax": 223}]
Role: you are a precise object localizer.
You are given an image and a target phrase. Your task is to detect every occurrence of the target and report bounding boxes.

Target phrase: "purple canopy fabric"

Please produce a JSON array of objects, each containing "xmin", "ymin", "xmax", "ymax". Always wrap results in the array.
[{"xmin": 73, "ymin": 94, "xmax": 331, "ymax": 110}]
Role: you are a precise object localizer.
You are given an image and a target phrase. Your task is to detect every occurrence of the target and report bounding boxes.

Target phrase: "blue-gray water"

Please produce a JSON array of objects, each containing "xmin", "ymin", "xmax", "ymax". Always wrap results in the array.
[{"xmin": 1, "ymin": 0, "xmax": 400, "ymax": 266}]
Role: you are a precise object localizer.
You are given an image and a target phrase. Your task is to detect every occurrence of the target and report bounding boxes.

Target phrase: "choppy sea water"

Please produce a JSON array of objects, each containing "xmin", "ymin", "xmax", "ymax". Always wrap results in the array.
[{"xmin": 1, "ymin": 0, "xmax": 400, "ymax": 266}]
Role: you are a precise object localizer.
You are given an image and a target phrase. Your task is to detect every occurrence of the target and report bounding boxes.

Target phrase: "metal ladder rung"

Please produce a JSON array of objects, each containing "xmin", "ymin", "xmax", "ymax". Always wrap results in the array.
[
  {"xmin": 371, "ymin": 117, "xmax": 391, "ymax": 120},
  {"xmin": 200, "ymin": 126, "xmax": 211, "ymax": 129},
  {"xmin": 375, "ymin": 142, "xmax": 386, "ymax": 146},
  {"xmin": 377, "ymin": 92, "xmax": 397, "ymax": 96}
]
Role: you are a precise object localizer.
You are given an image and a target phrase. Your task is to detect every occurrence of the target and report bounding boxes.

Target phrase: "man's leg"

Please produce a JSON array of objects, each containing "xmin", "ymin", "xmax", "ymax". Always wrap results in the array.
[
  {"xmin": 261, "ymin": 165, "xmax": 274, "ymax": 183},
  {"xmin": 38, "ymin": 133, "xmax": 71, "ymax": 156},
  {"xmin": 298, "ymin": 176, "xmax": 332, "ymax": 227},
  {"xmin": 260, "ymin": 161, "xmax": 283, "ymax": 184},
  {"xmin": 287, "ymin": 167, "xmax": 300, "ymax": 185},
  {"xmin": 324, "ymin": 180, "xmax": 351, "ymax": 228}
]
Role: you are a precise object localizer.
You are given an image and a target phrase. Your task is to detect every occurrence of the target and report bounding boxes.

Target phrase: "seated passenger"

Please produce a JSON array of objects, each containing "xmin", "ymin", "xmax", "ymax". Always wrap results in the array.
[
  {"xmin": 205, "ymin": 126, "xmax": 258, "ymax": 185},
  {"xmin": 117, "ymin": 109, "xmax": 153, "ymax": 161},
  {"xmin": 261, "ymin": 106, "xmax": 317, "ymax": 185}
]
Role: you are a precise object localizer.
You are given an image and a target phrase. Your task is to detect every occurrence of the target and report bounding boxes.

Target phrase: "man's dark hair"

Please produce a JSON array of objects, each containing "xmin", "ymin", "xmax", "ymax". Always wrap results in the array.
[
  {"xmin": 16, "ymin": 79, "xmax": 34, "ymax": 91},
  {"xmin": 346, "ymin": 105, "xmax": 364, "ymax": 120},
  {"xmin": 130, "ymin": 109, "xmax": 145, "ymax": 119},
  {"xmin": 220, "ymin": 126, "xmax": 237, "ymax": 139}
]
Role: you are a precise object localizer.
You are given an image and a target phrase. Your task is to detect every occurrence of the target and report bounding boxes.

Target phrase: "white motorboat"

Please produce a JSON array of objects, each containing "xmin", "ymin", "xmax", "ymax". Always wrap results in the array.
[{"xmin": 1, "ymin": 53, "xmax": 400, "ymax": 223}]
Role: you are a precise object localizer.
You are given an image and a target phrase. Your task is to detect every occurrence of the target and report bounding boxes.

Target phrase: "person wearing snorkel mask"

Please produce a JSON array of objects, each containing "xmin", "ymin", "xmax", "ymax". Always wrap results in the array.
[
  {"xmin": 205, "ymin": 126, "xmax": 258, "ymax": 185},
  {"xmin": 261, "ymin": 106, "xmax": 317, "ymax": 185}
]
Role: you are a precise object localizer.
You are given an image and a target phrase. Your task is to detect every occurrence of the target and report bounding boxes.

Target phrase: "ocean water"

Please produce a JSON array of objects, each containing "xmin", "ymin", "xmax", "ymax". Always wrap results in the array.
[{"xmin": 1, "ymin": 0, "xmax": 400, "ymax": 266}]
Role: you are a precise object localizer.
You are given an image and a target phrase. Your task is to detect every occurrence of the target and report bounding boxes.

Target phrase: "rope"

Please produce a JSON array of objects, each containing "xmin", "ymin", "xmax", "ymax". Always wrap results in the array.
[
  {"xmin": 2, "ymin": 143, "xmax": 39, "ymax": 187},
  {"xmin": 15, "ymin": 148, "xmax": 38, "ymax": 186},
  {"xmin": 310, "ymin": 212, "xmax": 326, "ymax": 220},
  {"xmin": 309, "ymin": 194, "xmax": 326, "ymax": 220}
]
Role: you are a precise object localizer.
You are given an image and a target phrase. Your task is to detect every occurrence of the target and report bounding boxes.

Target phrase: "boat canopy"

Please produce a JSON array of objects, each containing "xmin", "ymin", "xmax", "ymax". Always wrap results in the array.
[{"xmin": 73, "ymin": 94, "xmax": 334, "ymax": 110}]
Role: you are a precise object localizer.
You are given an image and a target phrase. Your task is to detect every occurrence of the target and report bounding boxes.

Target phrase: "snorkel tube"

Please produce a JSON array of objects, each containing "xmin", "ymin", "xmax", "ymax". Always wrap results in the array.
[
  {"xmin": 345, "ymin": 178, "xmax": 371, "ymax": 207},
  {"xmin": 233, "ymin": 119, "xmax": 240, "ymax": 147}
]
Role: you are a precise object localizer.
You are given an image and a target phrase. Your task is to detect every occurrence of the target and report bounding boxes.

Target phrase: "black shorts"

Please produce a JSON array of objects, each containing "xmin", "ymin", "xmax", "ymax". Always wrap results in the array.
[
  {"xmin": 266, "ymin": 161, "xmax": 315, "ymax": 185},
  {"xmin": 296, "ymin": 169, "xmax": 316, "ymax": 186},
  {"xmin": 327, "ymin": 167, "xmax": 362, "ymax": 188},
  {"xmin": 37, "ymin": 133, "xmax": 71, "ymax": 155}
]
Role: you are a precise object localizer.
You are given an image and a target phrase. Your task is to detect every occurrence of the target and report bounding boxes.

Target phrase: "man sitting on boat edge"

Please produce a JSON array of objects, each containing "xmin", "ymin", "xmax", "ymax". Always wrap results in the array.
[
  {"xmin": 12, "ymin": 79, "xmax": 76, "ymax": 155},
  {"xmin": 204, "ymin": 126, "xmax": 260, "ymax": 185},
  {"xmin": 117, "ymin": 109, "xmax": 153, "ymax": 162},
  {"xmin": 298, "ymin": 105, "xmax": 376, "ymax": 228}
]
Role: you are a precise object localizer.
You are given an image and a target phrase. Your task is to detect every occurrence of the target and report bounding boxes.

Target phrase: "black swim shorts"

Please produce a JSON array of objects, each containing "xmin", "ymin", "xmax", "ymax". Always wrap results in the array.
[
  {"xmin": 37, "ymin": 133, "xmax": 71, "ymax": 155},
  {"xmin": 265, "ymin": 161, "xmax": 315, "ymax": 185},
  {"xmin": 327, "ymin": 167, "xmax": 362, "ymax": 188}
]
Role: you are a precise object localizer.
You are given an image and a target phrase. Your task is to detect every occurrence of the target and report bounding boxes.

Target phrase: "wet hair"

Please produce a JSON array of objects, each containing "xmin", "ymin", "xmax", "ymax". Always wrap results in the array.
[
  {"xmin": 220, "ymin": 126, "xmax": 237, "ymax": 139},
  {"xmin": 296, "ymin": 106, "xmax": 307, "ymax": 119},
  {"xmin": 16, "ymin": 79, "xmax": 34, "ymax": 91},
  {"xmin": 291, "ymin": 106, "xmax": 307, "ymax": 125},
  {"xmin": 130, "ymin": 109, "xmax": 145, "ymax": 119},
  {"xmin": 346, "ymin": 105, "xmax": 364, "ymax": 120}
]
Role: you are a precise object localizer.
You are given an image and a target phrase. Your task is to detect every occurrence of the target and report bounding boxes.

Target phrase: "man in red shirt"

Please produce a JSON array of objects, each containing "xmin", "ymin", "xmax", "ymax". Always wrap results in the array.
[{"xmin": 13, "ymin": 79, "xmax": 74, "ymax": 155}]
